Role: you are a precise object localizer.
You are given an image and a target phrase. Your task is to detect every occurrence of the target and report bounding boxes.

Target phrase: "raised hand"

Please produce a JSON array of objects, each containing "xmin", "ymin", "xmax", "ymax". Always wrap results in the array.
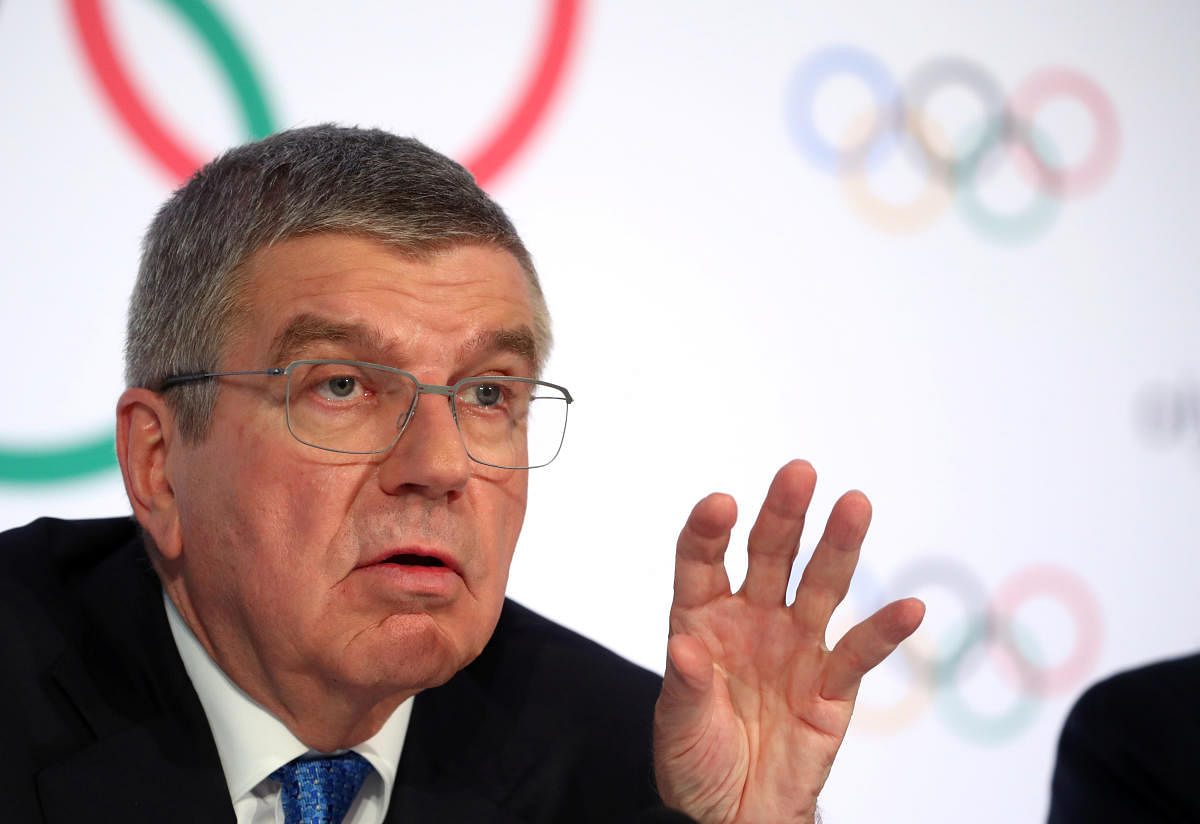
[{"xmin": 653, "ymin": 460, "xmax": 925, "ymax": 823}]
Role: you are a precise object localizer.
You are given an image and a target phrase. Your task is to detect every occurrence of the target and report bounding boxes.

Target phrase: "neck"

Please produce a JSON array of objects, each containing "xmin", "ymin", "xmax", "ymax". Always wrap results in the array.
[{"xmin": 163, "ymin": 580, "xmax": 416, "ymax": 751}]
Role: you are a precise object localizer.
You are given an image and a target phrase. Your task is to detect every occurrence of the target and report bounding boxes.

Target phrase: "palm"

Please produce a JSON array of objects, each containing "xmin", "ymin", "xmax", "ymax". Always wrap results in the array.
[{"xmin": 653, "ymin": 461, "xmax": 924, "ymax": 824}]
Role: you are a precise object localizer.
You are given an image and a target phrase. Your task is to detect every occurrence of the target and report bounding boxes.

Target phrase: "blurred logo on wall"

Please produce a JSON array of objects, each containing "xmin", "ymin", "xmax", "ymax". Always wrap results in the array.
[
  {"xmin": 1134, "ymin": 376, "xmax": 1200, "ymax": 464},
  {"xmin": 0, "ymin": 0, "xmax": 580, "ymax": 484},
  {"xmin": 785, "ymin": 45, "xmax": 1120, "ymax": 244},
  {"xmin": 838, "ymin": 557, "xmax": 1102, "ymax": 745}
]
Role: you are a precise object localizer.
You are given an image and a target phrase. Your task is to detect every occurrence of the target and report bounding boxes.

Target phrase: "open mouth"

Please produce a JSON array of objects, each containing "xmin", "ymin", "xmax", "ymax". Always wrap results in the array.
[{"xmin": 384, "ymin": 554, "xmax": 445, "ymax": 568}]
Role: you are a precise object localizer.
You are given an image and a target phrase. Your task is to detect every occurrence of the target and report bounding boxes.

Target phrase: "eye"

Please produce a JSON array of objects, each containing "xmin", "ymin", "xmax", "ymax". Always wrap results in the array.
[
  {"xmin": 468, "ymin": 382, "xmax": 505, "ymax": 408},
  {"xmin": 322, "ymin": 375, "xmax": 359, "ymax": 399},
  {"xmin": 303, "ymin": 367, "xmax": 371, "ymax": 403}
]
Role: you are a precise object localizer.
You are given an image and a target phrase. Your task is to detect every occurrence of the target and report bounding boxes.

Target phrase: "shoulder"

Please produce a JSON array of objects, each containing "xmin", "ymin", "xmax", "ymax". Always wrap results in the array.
[
  {"xmin": 1056, "ymin": 652, "xmax": 1200, "ymax": 770},
  {"xmin": 0, "ymin": 516, "xmax": 142, "ymax": 631},
  {"xmin": 1064, "ymin": 652, "xmax": 1200, "ymax": 737},
  {"xmin": 1048, "ymin": 652, "xmax": 1200, "ymax": 823},
  {"xmin": 0, "ymin": 515, "xmax": 163, "ymax": 684},
  {"xmin": 0, "ymin": 516, "xmax": 148, "ymax": 649},
  {"xmin": 482, "ymin": 599, "xmax": 663, "ymax": 705},
  {"xmin": 454, "ymin": 598, "xmax": 663, "ymax": 750},
  {"xmin": 0, "ymin": 517, "xmax": 172, "ymax": 819},
  {"xmin": 403, "ymin": 599, "xmax": 665, "ymax": 822},
  {"xmin": 0, "ymin": 515, "xmax": 142, "ymax": 583}
]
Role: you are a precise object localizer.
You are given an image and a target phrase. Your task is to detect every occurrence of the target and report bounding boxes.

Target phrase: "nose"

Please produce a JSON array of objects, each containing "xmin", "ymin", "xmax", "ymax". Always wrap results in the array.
[{"xmin": 376, "ymin": 391, "xmax": 471, "ymax": 498}]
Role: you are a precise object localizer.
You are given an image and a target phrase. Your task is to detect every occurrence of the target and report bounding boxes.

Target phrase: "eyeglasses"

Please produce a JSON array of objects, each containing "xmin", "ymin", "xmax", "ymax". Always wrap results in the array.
[{"xmin": 158, "ymin": 359, "xmax": 573, "ymax": 469}]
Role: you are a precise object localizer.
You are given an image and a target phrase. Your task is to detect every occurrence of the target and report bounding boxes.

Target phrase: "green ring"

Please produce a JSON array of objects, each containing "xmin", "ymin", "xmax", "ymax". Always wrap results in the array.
[
  {"xmin": 0, "ymin": 0, "xmax": 275, "ymax": 484},
  {"xmin": 161, "ymin": 0, "xmax": 275, "ymax": 139},
  {"xmin": 0, "ymin": 432, "xmax": 119, "ymax": 484},
  {"xmin": 956, "ymin": 120, "xmax": 1062, "ymax": 245},
  {"xmin": 935, "ymin": 617, "xmax": 1041, "ymax": 745}
]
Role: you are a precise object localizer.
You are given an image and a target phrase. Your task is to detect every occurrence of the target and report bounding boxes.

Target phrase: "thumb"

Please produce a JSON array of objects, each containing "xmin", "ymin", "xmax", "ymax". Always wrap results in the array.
[
  {"xmin": 656, "ymin": 634, "xmax": 715, "ymax": 740},
  {"xmin": 654, "ymin": 635, "xmax": 724, "ymax": 810}
]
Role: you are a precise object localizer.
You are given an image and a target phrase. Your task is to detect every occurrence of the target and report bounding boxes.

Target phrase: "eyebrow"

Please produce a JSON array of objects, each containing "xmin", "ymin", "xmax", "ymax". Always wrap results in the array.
[
  {"xmin": 269, "ymin": 314, "xmax": 395, "ymax": 365},
  {"xmin": 457, "ymin": 329, "xmax": 539, "ymax": 373},
  {"xmin": 269, "ymin": 313, "xmax": 540, "ymax": 374}
]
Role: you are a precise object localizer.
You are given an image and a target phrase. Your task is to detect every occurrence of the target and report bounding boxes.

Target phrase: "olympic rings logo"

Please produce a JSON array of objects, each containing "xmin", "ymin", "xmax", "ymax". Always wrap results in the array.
[
  {"xmin": 0, "ymin": 0, "xmax": 580, "ymax": 484},
  {"xmin": 785, "ymin": 45, "xmax": 1121, "ymax": 243},
  {"xmin": 843, "ymin": 557, "xmax": 1103, "ymax": 745}
]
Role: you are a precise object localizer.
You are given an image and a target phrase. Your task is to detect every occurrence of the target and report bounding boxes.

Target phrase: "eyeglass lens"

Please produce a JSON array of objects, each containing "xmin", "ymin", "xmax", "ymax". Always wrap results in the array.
[{"xmin": 283, "ymin": 362, "xmax": 568, "ymax": 468}]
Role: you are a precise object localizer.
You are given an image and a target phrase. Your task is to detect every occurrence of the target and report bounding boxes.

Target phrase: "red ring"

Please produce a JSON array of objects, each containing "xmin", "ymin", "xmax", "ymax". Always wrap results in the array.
[
  {"xmin": 69, "ymin": 0, "xmax": 204, "ymax": 183},
  {"xmin": 991, "ymin": 564, "xmax": 1104, "ymax": 695},
  {"xmin": 68, "ymin": 0, "xmax": 581, "ymax": 188},
  {"xmin": 464, "ymin": 0, "xmax": 581, "ymax": 187},
  {"xmin": 1009, "ymin": 66, "xmax": 1121, "ymax": 198}
]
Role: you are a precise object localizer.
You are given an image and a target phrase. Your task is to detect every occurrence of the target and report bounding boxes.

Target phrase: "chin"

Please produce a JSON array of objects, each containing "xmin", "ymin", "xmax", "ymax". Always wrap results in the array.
[{"xmin": 344, "ymin": 610, "xmax": 483, "ymax": 693}]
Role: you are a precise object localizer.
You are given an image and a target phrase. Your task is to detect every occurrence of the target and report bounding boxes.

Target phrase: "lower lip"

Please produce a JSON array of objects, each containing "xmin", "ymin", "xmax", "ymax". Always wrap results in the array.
[{"xmin": 357, "ymin": 562, "xmax": 460, "ymax": 597}]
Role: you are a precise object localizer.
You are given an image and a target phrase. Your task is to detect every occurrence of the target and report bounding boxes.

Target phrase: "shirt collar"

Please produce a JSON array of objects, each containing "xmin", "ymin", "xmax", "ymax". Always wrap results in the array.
[{"xmin": 163, "ymin": 590, "xmax": 412, "ymax": 806}]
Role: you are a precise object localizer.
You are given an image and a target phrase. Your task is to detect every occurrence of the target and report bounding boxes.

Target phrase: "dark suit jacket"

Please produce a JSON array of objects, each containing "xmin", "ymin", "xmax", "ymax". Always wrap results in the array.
[
  {"xmin": 0, "ymin": 517, "xmax": 692, "ymax": 823},
  {"xmin": 1047, "ymin": 652, "xmax": 1200, "ymax": 824}
]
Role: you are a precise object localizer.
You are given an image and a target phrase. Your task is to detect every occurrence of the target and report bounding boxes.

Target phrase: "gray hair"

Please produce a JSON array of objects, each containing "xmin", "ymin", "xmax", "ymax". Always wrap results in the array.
[{"xmin": 125, "ymin": 124, "xmax": 550, "ymax": 441}]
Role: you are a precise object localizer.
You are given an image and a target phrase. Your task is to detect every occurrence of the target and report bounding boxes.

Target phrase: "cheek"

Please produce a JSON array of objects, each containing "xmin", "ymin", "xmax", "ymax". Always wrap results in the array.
[
  {"xmin": 477, "ymin": 471, "xmax": 528, "ymax": 590},
  {"xmin": 181, "ymin": 442, "xmax": 361, "ymax": 582}
]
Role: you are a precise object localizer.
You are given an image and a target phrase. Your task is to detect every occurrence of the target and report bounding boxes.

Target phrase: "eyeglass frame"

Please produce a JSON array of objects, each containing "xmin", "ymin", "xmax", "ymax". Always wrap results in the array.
[{"xmin": 156, "ymin": 359, "xmax": 574, "ymax": 469}]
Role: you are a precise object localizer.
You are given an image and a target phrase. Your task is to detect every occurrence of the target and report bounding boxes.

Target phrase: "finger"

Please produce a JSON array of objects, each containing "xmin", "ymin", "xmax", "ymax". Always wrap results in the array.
[
  {"xmin": 672, "ymin": 492, "xmax": 736, "ymax": 609},
  {"xmin": 821, "ymin": 597, "xmax": 926, "ymax": 701},
  {"xmin": 738, "ymin": 460, "xmax": 817, "ymax": 607},
  {"xmin": 790, "ymin": 490, "xmax": 872, "ymax": 635}
]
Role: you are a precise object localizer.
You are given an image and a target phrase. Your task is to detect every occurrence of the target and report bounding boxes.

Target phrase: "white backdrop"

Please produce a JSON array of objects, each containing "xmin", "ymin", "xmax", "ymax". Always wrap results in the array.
[{"xmin": 2, "ymin": 2, "xmax": 1199, "ymax": 821}]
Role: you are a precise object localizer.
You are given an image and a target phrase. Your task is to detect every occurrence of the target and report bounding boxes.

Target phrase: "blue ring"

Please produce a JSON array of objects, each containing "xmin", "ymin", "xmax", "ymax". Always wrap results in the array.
[{"xmin": 785, "ymin": 44, "xmax": 900, "ymax": 174}]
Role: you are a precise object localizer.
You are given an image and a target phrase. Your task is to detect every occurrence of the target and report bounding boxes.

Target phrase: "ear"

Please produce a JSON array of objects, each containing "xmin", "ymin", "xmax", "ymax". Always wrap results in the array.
[{"xmin": 116, "ymin": 387, "xmax": 184, "ymax": 560}]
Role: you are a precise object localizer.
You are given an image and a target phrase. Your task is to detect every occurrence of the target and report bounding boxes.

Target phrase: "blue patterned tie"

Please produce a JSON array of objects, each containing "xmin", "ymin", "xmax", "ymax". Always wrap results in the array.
[{"xmin": 270, "ymin": 751, "xmax": 373, "ymax": 824}]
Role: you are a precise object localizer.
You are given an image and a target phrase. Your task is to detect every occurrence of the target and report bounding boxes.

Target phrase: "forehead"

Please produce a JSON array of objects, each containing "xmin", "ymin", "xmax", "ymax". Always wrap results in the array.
[{"xmin": 235, "ymin": 234, "xmax": 536, "ymax": 365}]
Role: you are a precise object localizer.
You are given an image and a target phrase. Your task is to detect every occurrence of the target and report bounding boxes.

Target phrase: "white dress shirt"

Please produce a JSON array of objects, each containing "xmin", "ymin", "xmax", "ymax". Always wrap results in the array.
[{"xmin": 165, "ymin": 592, "xmax": 413, "ymax": 824}]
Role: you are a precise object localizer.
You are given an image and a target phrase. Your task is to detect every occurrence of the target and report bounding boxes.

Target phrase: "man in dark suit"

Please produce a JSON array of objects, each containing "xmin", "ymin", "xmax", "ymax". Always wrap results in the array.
[
  {"xmin": 1, "ymin": 125, "xmax": 924, "ymax": 823},
  {"xmin": 1, "ymin": 516, "xmax": 670, "ymax": 822},
  {"xmin": 1047, "ymin": 653, "xmax": 1200, "ymax": 824}
]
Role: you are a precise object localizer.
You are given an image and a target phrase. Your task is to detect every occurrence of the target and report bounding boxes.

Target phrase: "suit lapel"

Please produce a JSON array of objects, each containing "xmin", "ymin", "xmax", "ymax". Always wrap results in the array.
[
  {"xmin": 386, "ymin": 655, "xmax": 524, "ymax": 823},
  {"xmin": 36, "ymin": 721, "xmax": 233, "ymax": 823},
  {"xmin": 35, "ymin": 533, "xmax": 233, "ymax": 823},
  {"xmin": 385, "ymin": 600, "xmax": 577, "ymax": 824}
]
